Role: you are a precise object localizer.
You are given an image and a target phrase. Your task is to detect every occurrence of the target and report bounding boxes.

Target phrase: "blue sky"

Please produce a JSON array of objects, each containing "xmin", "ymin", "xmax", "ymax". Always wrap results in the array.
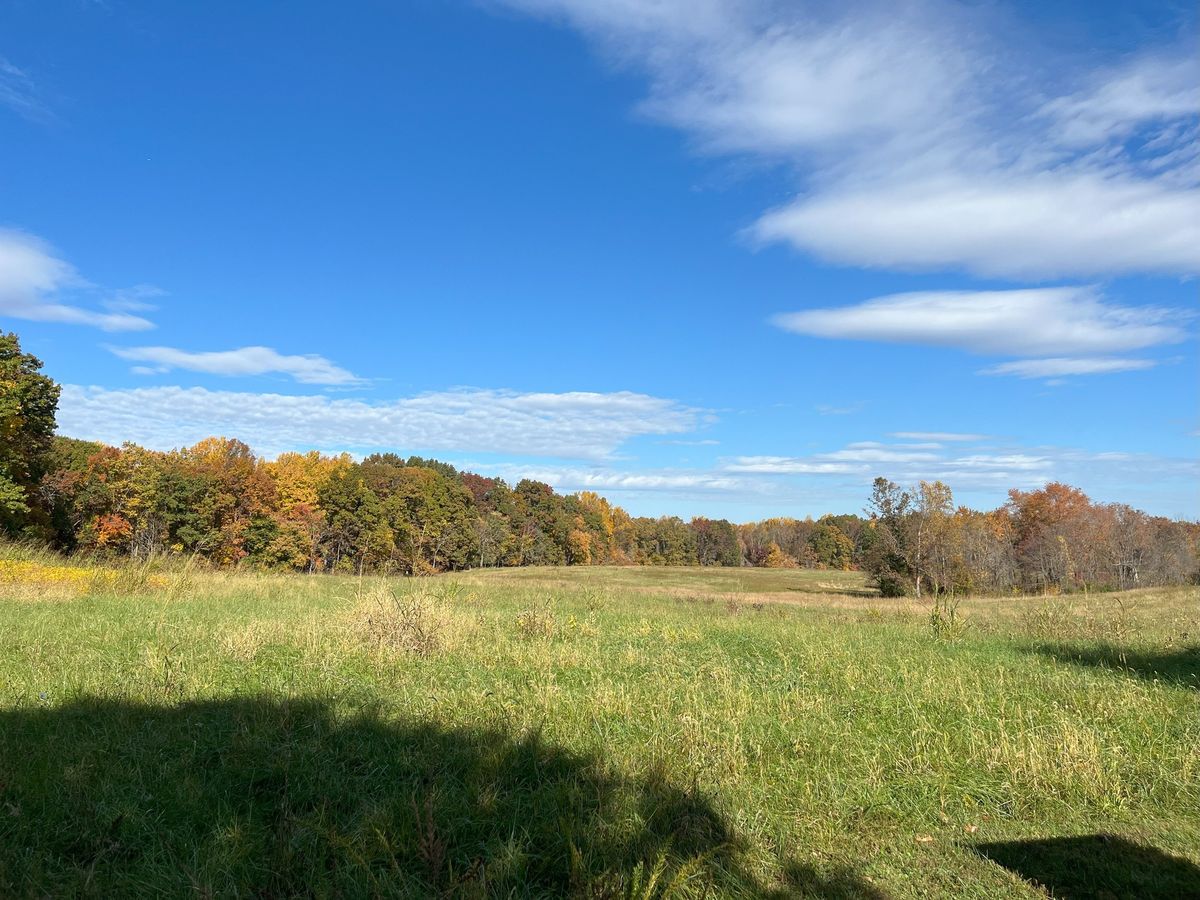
[{"xmin": 1, "ymin": 0, "xmax": 1197, "ymax": 520}]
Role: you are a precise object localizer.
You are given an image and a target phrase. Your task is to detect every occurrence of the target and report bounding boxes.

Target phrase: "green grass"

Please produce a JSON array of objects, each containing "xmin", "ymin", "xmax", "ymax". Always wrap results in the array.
[{"xmin": 1, "ymin": 557, "xmax": 1197, "ymax": 897}]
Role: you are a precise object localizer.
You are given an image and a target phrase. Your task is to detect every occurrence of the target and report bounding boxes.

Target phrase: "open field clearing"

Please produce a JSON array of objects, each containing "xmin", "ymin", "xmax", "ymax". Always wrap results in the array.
[{"xmin": 1, "ymin": 555, "xmax": 1197, "ymax": 898}]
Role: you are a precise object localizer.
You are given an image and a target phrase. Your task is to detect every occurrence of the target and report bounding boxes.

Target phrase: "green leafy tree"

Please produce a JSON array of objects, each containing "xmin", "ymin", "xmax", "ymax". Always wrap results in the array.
[
  {"xmin": 690, "ymin": 517, "xmax": 741, "ymax": 566},
  {"xmin": 513, "ymin": 480, "xmax": 569, "ymax": 565},
  {"xmin": 633, "ymin": 516, "xmax": 698, "ymax": 566},
  {"xmin": 0, "ymin": 332, "xmax": 60, "ymax": 536},
  {"xmin": 318, "ymin": 466, "xmax": 388, "ymax": 573},
  {"xmin": 862, "ymin": 478, "xmax": 913, "ymax": 596}
]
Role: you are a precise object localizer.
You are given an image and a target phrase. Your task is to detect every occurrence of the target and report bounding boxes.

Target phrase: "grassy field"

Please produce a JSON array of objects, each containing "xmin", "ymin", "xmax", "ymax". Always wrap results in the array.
[{"xmin": 1, "ymin": 550, "xmax": 1197, "ymax": 898}]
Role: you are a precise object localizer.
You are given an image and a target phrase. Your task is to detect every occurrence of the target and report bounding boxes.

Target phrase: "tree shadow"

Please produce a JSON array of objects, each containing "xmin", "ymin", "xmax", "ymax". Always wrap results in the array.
[
  {"xmin": 0, "ymin": 696, "xmax": 774, "ymax": 897},
  {"xmin": 782, "ymin": 587, "xmax": 878, "ymax": 599},
  {"xmin": 1026, "ymin": 643, "xmax": 1200, "ymax": 690},
  {"xmin": 975, "ymin": 834, "xmax": 1200, "ymax": 899},
  {"xmin": 776, "ymin": 862, "xmax": 892, "ymax": 899}
]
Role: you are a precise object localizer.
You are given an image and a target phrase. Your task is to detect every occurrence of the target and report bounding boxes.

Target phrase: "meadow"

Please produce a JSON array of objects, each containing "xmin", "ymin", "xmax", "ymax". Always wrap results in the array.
[{"xmin": 0, "ymin": 547, "xmax": 1197, "ymax": 898}]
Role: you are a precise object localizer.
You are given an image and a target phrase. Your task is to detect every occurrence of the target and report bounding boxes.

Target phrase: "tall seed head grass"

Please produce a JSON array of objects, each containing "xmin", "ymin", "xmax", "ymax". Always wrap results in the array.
[
  {"xmin": 361, "ymin": 585, "xmax": 446, "ymax": 656},
  {"xmin": 515, "ymin": 597, "xmax": 557, "ymax": 639}
]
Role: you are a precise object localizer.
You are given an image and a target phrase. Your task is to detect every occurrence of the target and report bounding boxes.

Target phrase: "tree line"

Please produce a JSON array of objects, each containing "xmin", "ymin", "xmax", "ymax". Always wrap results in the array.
[{"xmin": 2, "ymin": 332, "xmax": 1197, "ymax": 592}]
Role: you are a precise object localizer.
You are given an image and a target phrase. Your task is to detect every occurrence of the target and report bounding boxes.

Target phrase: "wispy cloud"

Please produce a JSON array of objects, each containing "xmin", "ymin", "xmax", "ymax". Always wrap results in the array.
[
  {"xmin": 1039, "ymin": 53, "xmax": 1199, "ymax": 150},
  {"xmin": 462, "ymin": 437, "xmax": 1199, "ymax": 514},
  {"xmin": 0, "ymin": 56, "xmax": 51, "ymax": 121},
  {"xmin": 57, "ymin": 384, "xmax": 704, "ymax": 460},
  {"xmin": 110, "ymin": 345, "xmax": 364, "ymax": 386},
  {"xmin": 724, "ymin": 439, "xmax": 1199, "ymax": 493},
  {"xmin": 0, "ymin": 230, "xmax": 155, "ymax": 331},
  {"xmin": 488, "ymin": 447, "xmax": 1197, "ymax": 518},
  {"xmin": 821, "ymin": 443, "xmax": 941, "ymax": 463},
  {"xmin": 979, "ymin": 357, "xmax": 1159, "ymax": 379},
  {"xmin": 890, "ymin": 432, "xmax": 987, "ymax": 442},
  {"xmin": 497, "ymin": 0, "xmax": 1199, "ymax": 279},
  {"xmin": 815, "ymin": 403, "xmax": 863, "ymax": 416},
  {"xmin": 724, "ymin": 457, "xmax": 862, "ymax": 476},
  {"xmin": 484, "ymin": 463, "xmax": 751, "ymax": 494}
]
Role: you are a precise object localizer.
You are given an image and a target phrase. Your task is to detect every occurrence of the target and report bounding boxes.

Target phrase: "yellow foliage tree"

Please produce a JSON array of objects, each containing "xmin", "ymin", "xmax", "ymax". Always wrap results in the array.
[{"xmin": 763, "ymin": 541, "xmax": 798, "ymax": 569}]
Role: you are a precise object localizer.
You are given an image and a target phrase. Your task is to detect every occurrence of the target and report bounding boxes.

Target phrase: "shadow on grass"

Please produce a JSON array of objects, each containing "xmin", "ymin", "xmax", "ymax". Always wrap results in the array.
[
  {"xmin": 0, "ymin": 696, "xmax": 797, "ymax": 897},
  {"xmin": 782, "ymin": 587, "xmax": 878, "ymax": 599},
  {"xmin": 1028, "ymin": 643, "xmax": 1200, "ymax": 690},
  {"xmin": 976, "ymin": 834, "xmax": 1200, "ymax": 899},
  {"xmin": 780, "ymin": 862, "xmax": 892, "ymax": 899}
]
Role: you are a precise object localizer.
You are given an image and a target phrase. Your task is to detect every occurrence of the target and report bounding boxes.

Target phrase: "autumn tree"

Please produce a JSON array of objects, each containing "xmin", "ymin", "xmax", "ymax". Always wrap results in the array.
[
  {"xmin": 39, "ymin": 436, "xmax": 103, "ymax": 550},
  {"xmin": 808, "ymin": 518, "xmax": 855, "ymax": 570},
  {"xmin": 1006, "ymin": 483, "xmax": 1095, "ymax": 592},
  {"xmin": 762, "ymin": 541, "xmax": 798, "ymax": 569},
  {"xmin": 738, "ymin": 517, "xmax": 812, "ymax": 567},
  {"xmin": 260, "ymin": 451, "xmax": 352, "ymax": 571},
  {"xmin": 906, "ymin": 481, "xmax": 954, "ymax": 597},
  {"xmin": 160, "ymin": 437, "xmax": 276, "ymax": 565},
  {"xmin": 576, "ymin": 491, "xmax": 618, "ymax": 563}
]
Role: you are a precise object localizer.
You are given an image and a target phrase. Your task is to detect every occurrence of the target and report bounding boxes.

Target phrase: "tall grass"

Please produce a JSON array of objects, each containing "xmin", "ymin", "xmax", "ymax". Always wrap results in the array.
[{"xmin": 1, "ymin": 552, "xmax": 1197, "ymax": 897}]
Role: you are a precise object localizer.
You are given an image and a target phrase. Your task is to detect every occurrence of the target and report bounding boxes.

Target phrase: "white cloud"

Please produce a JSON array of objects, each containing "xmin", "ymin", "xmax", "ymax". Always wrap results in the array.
[
  {"xmin": 752, "ymin": 173, "xmax": 1200, "ymax": 279},
  {"xmin": 726, "ymin": 451, "xmax": 1051, "ymax": 486},
  {"xmin": 979, "ymin": 357, "xmax": 1158, "ymax": 379},
  {"xmin": 109, "ymin": 345, "xmax": 363, "ymax": 386},
  {"xmin": 771, "ymin": 287, "xmax": 1187, "ymax": 366},
  {"xmin": 942, "ymin": 454, "xmax": 1050, "ymax": 472},
  {"xmin": 0, "ymin": 230, "xmax": 155, "ymax": 331},
  {"xmin": 890, "ymin": 432, "xmax": 987, "ymax": 442},
  {"xmin": 56, "ymin": 384, "xmax": 702, "ymax": 460},
  {"xmin": 821, "ymin": 446, "xmax": 940, "ymax": 463},
  {"xmin": 497, "ymin": 0, "xmax": 1200, "ymax": 279},
  {"xmin": 501, "ymin": 0, "xmax": 976, "ymax": 156},
  {"xmin": 725, "ymin": 457, "xmax": 861, "ymax": 475},
  {"xmin": 727, "ymin": 442, "xmax": 941, "ymax": 475}
]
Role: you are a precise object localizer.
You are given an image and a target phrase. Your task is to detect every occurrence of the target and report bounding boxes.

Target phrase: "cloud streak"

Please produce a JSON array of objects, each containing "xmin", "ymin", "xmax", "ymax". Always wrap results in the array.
[
  {"xmin": 772, "ymin": 287, "xmax": 1185, "ymax": 356},
  {"xmin": 772, "ymin": 287, "xmax": 1186, "ymax": 378},
  {"xmin": 889, "ymin": 431, "xmax": 987, "ymax": 442},
  {"xmin": 110, "ymin": 345, "xmax": 363, "ymax": 386},
  {"xmin": 978, "ymin": 357, "xmax": 1159, "ymax": 379},
  {"xmin": 724, "ymin": 439, "xmax": 1199, "ymax": 493},
  {"xmin": 484, "ymin": 462, "xmax": 752, "ymax": 495}
]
